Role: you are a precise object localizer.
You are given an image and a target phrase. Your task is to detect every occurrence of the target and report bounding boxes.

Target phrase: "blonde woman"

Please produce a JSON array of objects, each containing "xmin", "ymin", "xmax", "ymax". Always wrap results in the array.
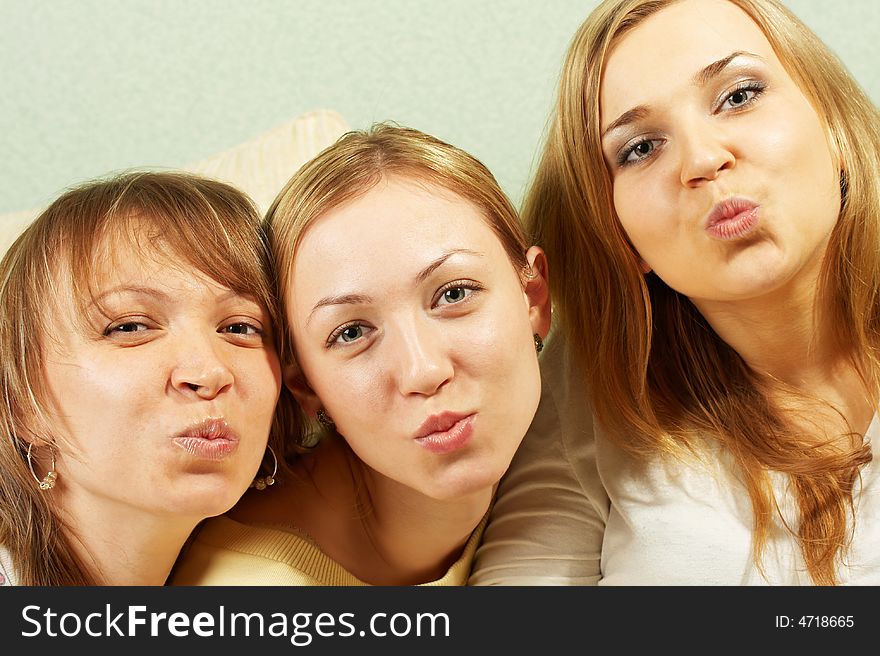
[
  {"xmin": 171, "ymin": 125, "xmax": 551, "ymax": 586},
  {"xmin": 0, "ymin": 172, "xmax": 282, "ymax": 585},
  {"xmin": 471, "ymin": 0, "xmax": 880, "ymax": 585}
]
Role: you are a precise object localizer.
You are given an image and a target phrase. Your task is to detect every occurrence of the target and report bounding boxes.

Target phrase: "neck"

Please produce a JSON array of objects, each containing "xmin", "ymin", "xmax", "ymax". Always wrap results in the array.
[
  {"xmin": 286, "ymin": 437, "xmax": 491, "ymax": 585},
  {"xmin": 692, "ymin": 259, "xmax": 848, "ymax": 386},
  {"xmin": 691, "ymin": 267, "xmax": 873, "ymax": 435},
  {"xmin": 352, "ymin": 465, "xmax": 491, "ymax": 585},
  {"xmin": 57, "ymin": 488, "xmax": 198, "ymax": 585}
]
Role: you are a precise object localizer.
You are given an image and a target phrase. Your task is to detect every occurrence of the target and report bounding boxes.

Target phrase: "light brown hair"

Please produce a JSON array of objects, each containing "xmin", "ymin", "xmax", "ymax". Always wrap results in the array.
[
  {"xmin": 0, "ymin": 171, "xmax": 285, "ymax": 585},
  {"xmin": 526, "ymin": 0, "xmax": 879, "ymax": 584}
]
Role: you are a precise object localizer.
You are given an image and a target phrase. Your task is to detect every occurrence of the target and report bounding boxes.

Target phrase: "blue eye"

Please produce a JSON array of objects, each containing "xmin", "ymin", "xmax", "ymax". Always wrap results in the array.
[
  {"xmin": 340, "ymin": 325, "xmax": 363, "ymax": 342},
  {"xmin": 327, "ymin": 322, "xmax": 373, "ymax": 347},
  {"xmin": 433, "ymin": 280, "xmax": 483, "ymax": 308},
  {"xmin": 718, "ymin": 81, "xmax": 766, "ymax": 112},
  {"xmin": 437, "ymin": 286, "xmax": 472, "ymax": 306},
  {"xmin": 619, "ymin": 138, "xmax": 662, "ymax": 166}
]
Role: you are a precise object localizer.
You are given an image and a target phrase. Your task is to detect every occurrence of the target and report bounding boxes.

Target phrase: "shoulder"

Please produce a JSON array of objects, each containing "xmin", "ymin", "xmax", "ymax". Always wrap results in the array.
[{"xmin": 517, "ymin": 328, "xmax": 600, "ymax": 486}]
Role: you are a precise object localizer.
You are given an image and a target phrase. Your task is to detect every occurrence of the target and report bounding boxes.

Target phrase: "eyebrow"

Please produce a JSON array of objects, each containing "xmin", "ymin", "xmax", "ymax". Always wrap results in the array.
[
  {"xmin": 89, "ymin": 285, "xmax": 171, "ymax": 308},
  {"xmin": 306, "ymin": 248, "xmax": 484, "ymax": 324},
  {"xmin": 89, "ymin": 285, "xmax": 251, "ymax": 310},
  {"xmin": 601, "ymin": 50, "xmax": 764, "ymax": 139},
  {"xmin": 692, "ymin": 50, "xmax": 763, "ymax": 86}
]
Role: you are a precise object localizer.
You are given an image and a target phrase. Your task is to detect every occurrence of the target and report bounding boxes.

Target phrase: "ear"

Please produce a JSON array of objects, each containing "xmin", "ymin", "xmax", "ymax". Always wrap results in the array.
[
  {"xmin": 283, "ymin": 362, "xmax": 322, "ymax": 417},
  {"xmin": 524, "ymin": 246, "xmax": 552, "ymax": 338}
]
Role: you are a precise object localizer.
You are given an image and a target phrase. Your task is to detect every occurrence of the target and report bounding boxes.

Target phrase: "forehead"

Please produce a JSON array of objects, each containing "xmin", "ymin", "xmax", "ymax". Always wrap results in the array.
[
  {"xmin": 49, "ymin": 230, "xmax": 228, "ymax": 319},
  {"xmin": 289, "ymin": 176, "xmax": 505, "ymax": 296},
  {"xmin": 601, "ymin": 0, "xmax": 777, "ymax": 119}
]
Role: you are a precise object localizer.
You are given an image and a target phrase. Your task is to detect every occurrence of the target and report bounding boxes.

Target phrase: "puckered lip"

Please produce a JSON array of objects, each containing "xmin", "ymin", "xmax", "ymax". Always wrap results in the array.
[
  {"xmin": 413, "ymin": 411, "xmax": 472, "ymax": 440},
  {"xmin": 175, "ymin": 417, "xmax": 238, "ymax": 442},
  {"xmin": 704, "ymin": 196, "xmax": 759, "ymax": 229}
]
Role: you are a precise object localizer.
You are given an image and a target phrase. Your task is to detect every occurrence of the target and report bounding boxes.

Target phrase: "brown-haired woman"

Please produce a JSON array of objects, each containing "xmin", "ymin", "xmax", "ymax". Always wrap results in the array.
[
  {"xmin": 0, "ymin": 171, "xmax": 282, "ymax": 585},
  {"xmin": 471, "ymin": 0, "xmax": 880, "ymax": 585}
]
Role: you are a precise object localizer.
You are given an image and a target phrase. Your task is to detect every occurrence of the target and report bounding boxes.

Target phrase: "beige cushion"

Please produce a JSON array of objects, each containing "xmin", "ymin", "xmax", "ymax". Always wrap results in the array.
[
  {"xmin": 0, "ymin": 108, "xmax": 349, "ymax": 255},
  {"xmin": 183, "ymin": 109, "xmax": 349, "ymax": 215}
]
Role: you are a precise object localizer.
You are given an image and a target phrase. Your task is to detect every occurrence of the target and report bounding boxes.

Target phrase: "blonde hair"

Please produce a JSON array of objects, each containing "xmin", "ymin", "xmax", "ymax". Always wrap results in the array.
[
  {"xmin": 265, "ymin": 123, "xmax": 531, "ymax": 458},
  {"xmin": 0, "ymin": 171, "xmax": 285, "ymax": 585},
  {"xmin": 526, "ymin": 0, "xmax": 879, "ymax": 585}
]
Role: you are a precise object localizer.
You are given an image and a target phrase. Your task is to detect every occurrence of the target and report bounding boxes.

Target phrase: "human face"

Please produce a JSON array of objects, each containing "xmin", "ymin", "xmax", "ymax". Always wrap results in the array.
[
  {"xmin": 600, "ymin": 0, "xmax": 840, "ymax": 308},
  {"xmin": 287, "ymin": 176, "xmax": 546, "ymax": 500},
  {"xmin": 42, "ymin": 236, "xmax": 281, "ymax": 521}
]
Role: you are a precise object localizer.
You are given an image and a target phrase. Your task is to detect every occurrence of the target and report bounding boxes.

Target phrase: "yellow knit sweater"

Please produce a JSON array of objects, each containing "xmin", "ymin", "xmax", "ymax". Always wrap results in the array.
[{"xmin": 170, "ymin": 514, "xmax": 486, "ymax": 586}]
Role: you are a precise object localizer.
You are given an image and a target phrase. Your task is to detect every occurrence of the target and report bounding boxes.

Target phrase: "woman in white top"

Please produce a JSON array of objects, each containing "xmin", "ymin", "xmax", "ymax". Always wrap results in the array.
[
  {"xmin": 471, "ymin": 0, "xmax": 880, "ymax": 585},
  {"xmin": 0, "ymin": 172, "xmax": 281, "ymax": 585}
]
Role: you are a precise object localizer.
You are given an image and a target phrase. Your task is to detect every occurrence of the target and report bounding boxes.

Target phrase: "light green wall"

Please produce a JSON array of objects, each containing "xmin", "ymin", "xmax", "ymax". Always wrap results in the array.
[{"xmin": 1, "ymin": 0, "xmax": 878, "ymax": 214}]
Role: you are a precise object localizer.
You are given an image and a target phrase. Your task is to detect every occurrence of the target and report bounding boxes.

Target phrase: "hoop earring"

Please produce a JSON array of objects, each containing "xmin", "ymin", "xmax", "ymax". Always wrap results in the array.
[
  {"xmin": 316, "ymin": 409, "xmax": 335, "ymax": 428},
  {"xmin": 534, "ymin": 333, "xmax": 544, "ymax": 354},
  {"xmin": 27, "ymin": 441, "xmax": 58, "ymax": 491},
  {"xmin": 249, "ymin": 445, "xmax": 278, "ymax": 491}
]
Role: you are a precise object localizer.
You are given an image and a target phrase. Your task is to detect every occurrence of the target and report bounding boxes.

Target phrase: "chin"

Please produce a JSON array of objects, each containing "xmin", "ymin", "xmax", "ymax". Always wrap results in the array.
[
  {"xmin": 420, "ymin": 461, "xmax": 506, "ymax": 501},
  {"xmin": 175, "ymin": 474, "xmax": 250, "ymax": 518}
]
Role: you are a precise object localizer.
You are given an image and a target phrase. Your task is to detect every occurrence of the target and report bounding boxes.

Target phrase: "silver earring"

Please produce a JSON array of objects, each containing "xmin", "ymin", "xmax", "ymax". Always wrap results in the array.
[
  {"xmin": 534, "ymin": 333, "xmax": 544, "ymax": 354},
  {"xmin": 249, "ymin": 445, "xmax": 278, "ymax": 491},
  {"xmin": 316, "ymin": 409, "xmax": 335, "ymax": 428},
  {"xmin": 27, "ymin": 441, "xmax": 58, "ymax": 491}
]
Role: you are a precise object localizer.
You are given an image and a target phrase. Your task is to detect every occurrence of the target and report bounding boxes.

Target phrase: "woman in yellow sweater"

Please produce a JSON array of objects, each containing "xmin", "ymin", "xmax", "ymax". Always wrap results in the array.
[
  {"xmin": 171, "ymin": 124, "xmax": 550, "ymax": 585},
  {"xmin": 0, "ymin": 172, "xmax": 282, "ymax": 586}
]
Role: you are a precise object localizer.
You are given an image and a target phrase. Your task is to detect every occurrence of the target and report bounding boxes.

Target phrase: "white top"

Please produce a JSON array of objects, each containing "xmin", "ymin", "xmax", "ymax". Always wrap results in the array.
[
  {"xmin": 469, "ymin": 332, "xmax": 880, "ymax": 585},
  {"xmin": 0, "ymin": 543, "xmax": 15, "ymax": 586}
]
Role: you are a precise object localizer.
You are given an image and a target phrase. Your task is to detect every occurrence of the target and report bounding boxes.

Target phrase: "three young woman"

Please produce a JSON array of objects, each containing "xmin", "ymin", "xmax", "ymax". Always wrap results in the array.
[{"xmin": 6, "ymin": 0, "xmax": 877, "ymax": 588}]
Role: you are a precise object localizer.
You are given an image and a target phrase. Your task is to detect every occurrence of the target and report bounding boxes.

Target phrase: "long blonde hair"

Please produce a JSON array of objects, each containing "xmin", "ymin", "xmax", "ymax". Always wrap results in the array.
[
  {"xmin": 0, "ymin": 171, "xmax": 285, "ymax": 585},
  {"xmin": 265, "ymin": 123, "xmax": 530, "ymax": 460},
  {"xmin": 526, "ymin": 0, "xmax": 879, "ymax": 584}
]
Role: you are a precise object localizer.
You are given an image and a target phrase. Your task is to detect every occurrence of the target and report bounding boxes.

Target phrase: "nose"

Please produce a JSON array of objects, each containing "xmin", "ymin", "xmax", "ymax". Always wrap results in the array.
[
  {"xmin": 170, "ymin": 339, "xmax": 234, "ymax": 400},
  {"xmin": 678, "ymin": 121, "xmax": 735, "ymax": 187},
  {"xmin": 390, "ymin": 319, "xmax": 454, "ymax": 397}
]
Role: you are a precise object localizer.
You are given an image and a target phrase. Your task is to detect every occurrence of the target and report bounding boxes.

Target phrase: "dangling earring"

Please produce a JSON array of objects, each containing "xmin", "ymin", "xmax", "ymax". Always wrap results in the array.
[
  {"xmin": 534, "ymin": 333, "xmax": 544, "ymax": 354},
  {"xmin": 27, "ymin": 441, "xmax": 58, "ymax": 491},
  {"xmin": 316, "ymin": 409, "xmax": 335, "ymax": 428},
  {"xmin": 249, "ymin": 445, "xmax": 278, "ymax": 491}
]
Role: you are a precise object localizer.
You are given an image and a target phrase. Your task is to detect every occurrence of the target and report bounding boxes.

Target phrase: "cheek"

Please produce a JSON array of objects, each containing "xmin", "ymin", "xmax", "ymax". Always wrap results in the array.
[
  {"xmin": 240, "ymin": 351, "xmax": 283, "ymax": 407},
  {"xmin": 761, "ymin": 106, "xmax": 841, "ymax": 225},
  {"xmin": 307, "ymin": 357, "xmax": 386, "ymax": 426},
  {"xmin": 463, "ymin": 294, "xmax": 535, "ymax": 374},
  {"xmin": 46, "ymin": 357, "xmax": 142, "ymax": 417},
  {"xmin": 613, "ymin": 178, "xmax": 674, "ymax": 255}
]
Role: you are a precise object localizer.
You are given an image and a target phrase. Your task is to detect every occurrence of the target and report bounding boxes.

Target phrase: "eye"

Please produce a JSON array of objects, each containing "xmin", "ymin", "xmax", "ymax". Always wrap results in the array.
[
  {"xmin": 104, "ymin": 321, "xmax": 149, "ymax": 336},
  {"xmin": 221, "ymin": 322, "xmax": 263, "ymax": 337},
  {"xmin": 718, "ymin": 81, "xmax": 766, "ymax": 112},
  {"xmin": 618, "ymin": 138, "xmax": 663, "ymax": 167},
  {"xmin": 327, "ymin": 322, "xmax": 374, "ymax": 347},
  {"xmin": 437, "ymin": 286, "xmax": 472, "ymax": 306},
  {"xmin": 433, "ymin": 280, "xmax": 483, "ymax": 308},
  {"xmin": 340, "ymin": 325, "xmax": 362, "ymax": 342}
]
